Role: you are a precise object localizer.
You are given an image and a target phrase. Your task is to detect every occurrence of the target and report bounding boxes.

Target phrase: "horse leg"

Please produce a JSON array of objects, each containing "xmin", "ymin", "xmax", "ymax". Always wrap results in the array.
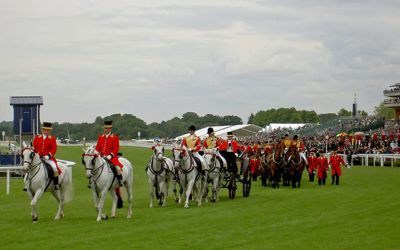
[
  {"xmin": 96, "ymin": 188, "xmax": 108, "ymax": 222},
  {"xmin": 159, "ymin": 181, "xmax": 166, "ymax": 207},
  {"xmin": 184, "ymin": 179, "xmax": 195, "ymax": 208},
  {"xmin": 125, "ymin": 177, "xmax": 133, "ymax": 219},
  {"xmin": 30, "ymin": 188, "xmax": 44, "ymax": 222},
  {"xmin": 52, "ymin": 189, "xmax": 64, "ymax": 220},
  {"xmin": 149, "ymin": 180, "xmax": 154, "ymax": 208},
  {"xmin": 212, "ymin": 175, "xmax": 219, "ymax": 202},
  {"xmin": 110, "ymin": 188, "xmax": 118, "ymax": 218}
]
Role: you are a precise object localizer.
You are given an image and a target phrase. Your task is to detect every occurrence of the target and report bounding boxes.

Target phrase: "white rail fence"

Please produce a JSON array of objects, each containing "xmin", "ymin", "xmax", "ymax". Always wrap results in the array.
[
  {"xmin": 351, "ymin": 154, "xmax": 400, "ymax": 167},
  {"xmin": 0, "ymin": 160, "xmax": 76, "ymax": 195}
]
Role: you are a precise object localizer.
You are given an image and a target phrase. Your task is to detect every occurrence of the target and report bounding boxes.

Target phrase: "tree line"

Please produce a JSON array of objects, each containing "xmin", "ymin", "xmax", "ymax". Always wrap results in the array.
[{"xmin": 0, "ymin": 102, "xmax": 393, "ymax": 141}]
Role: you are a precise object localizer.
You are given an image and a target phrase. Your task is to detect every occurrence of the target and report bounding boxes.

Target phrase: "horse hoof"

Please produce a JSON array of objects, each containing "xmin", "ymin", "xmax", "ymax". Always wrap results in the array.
[
  {"xmin": 32, "ymin": 216, "xmax": 38, "ymax": 223},
  {"xmin": 101, "ymin": 214, "xmax": 108, "ymax": 220}
]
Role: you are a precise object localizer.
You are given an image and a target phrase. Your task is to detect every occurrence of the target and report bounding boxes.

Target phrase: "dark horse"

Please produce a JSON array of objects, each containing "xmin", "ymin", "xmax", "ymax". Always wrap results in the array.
[
  {"xmin": 266, "ymin": 140, "xmax": 285, "ymax": 188},
  {"xmin": 285, "ymin": 147, "xmax": 305, "ymax": 188}
]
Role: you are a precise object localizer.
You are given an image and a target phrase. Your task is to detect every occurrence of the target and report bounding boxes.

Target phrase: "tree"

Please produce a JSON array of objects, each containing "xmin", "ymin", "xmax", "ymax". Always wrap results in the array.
[
  {"xmin": 248, "ymin": 113, "xmax": 255, "ymax": 124},
  {"xmin": 374, "ymin": 102, "xmax": 394, "ymax": 119},
  {"xmin": 337, "ymin": 108, "xmax": 352, "ymax": 117}
]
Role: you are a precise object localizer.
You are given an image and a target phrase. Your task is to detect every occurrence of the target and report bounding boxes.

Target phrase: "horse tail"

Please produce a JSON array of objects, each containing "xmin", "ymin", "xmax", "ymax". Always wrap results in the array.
[{"xmin": 63, "ymin": 166, "xmax": 74, "ymax": 203}]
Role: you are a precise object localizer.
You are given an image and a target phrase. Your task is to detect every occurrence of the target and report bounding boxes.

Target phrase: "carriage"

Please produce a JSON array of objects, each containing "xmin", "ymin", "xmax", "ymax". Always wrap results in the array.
[{"xmin": 220, "ymin": 153, "xmax": 251, "ymax": 199}]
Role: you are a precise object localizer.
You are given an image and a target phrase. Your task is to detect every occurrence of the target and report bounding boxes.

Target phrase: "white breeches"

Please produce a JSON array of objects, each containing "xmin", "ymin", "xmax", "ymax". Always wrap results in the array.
[
  {"xmin": 193, "ymin": 152, "xmax": 208, "ymax": 170},
  {"xmin": 44, "ymin": 159, "xmax": 58, "ymax": 175}
]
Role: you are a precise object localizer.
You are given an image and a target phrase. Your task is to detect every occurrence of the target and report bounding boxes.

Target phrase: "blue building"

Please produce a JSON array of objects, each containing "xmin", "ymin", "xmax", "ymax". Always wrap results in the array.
[{"xmin": 9, "ymin": 96, "xmax": 43, "ymax": 136}]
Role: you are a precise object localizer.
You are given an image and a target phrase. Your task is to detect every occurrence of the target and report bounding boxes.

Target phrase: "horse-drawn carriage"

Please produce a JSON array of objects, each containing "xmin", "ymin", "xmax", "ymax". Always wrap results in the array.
[{"xmin": 220, "ymin": 152, "xmax": 251, "ymax": 199}]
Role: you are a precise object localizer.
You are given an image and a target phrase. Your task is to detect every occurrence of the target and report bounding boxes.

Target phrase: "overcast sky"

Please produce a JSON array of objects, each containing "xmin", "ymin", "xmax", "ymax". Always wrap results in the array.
[{"xmin": 0, "ymin": 0, "xmax": 398, "ymax": 124}]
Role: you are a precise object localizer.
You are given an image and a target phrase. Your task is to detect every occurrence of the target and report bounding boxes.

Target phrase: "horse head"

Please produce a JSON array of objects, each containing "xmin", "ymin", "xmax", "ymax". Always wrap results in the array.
[
  {"xmin": 172, "ymin": 146, "xmax": 183, "ymax": 169},
  {"xmin": 21, "ymin": 145, "xmax": 39, "ymax": 172},
  {"xmin": 82, "ymin": 146, "xmax": 100, "ymax": 178},
  {"xmin": 152, "ymin": 144, "xmax": 164, "ymax": 161},
  {"xmin": 203, "ymin": 148, "xmax": 217, "ymax": 166}
]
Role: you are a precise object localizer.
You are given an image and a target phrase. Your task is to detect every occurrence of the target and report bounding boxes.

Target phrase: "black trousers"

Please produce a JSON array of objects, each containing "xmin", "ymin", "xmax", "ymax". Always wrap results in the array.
[{"xmin": 331, "ymin": 174, "xmax": 340, "ymax": 185}]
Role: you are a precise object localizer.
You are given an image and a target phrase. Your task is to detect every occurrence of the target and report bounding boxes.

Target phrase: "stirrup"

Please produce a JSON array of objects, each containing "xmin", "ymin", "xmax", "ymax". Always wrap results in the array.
[
  {"xmin": 54, "ymin": 184, "xmax": 59, "ymax": 190},
  {"xmin": 118, "ymin": 179, "xmax": 124, "ymax": 187}
]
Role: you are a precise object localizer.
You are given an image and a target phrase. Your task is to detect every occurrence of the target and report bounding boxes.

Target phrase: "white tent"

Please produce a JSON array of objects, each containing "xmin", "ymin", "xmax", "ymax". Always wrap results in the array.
[{"xmin": 175, "ymin": 124, "xmax": 263, "ymax": 140}]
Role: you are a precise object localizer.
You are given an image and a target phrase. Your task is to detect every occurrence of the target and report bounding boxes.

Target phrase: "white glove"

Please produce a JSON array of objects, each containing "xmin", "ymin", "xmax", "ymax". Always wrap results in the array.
[
  {"xmin": 43, "ymin": 155, "xmax": 50, "ymax": 160},
  {"xmin": 106, "ymin": 155, "xmax": 112, "ymax": 160},
  {"xmin": 187, "ymin": 148, "xmax": 192, "ymax": 153},
  {"xmin": 235, "ymin": 153, "xmax": 238, "ymax": 157}
]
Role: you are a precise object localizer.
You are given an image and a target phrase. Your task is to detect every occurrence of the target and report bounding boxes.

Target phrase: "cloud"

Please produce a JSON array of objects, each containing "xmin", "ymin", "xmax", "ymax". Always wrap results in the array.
[{"xmin": 0, "ymin": 0, "xmax": 398, "ymax": 124}]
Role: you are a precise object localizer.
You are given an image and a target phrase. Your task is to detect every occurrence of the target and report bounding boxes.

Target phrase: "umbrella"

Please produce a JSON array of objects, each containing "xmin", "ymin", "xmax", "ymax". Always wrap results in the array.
[{"xmin": 336, "ymin": 132, "xmax": 348, "ymax": 137}]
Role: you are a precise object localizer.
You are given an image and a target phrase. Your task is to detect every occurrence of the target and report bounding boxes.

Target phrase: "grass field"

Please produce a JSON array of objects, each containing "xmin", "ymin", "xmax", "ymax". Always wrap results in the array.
[{"xmin": 1, "ymin": 146, "xmax": 399, "ymax": 250}]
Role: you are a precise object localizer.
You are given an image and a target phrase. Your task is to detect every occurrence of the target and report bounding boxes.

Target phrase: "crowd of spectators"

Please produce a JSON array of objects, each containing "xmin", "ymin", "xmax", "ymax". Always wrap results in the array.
[{"xmin": 239, "ymin": 116, "xmax": 399, "ymax": 156}]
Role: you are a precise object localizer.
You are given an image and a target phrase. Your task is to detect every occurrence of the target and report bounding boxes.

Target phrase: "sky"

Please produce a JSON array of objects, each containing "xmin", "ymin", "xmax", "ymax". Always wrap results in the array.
[{"xmin": 0, "ymin": 0, "xmax": 398, "ymax": 124}]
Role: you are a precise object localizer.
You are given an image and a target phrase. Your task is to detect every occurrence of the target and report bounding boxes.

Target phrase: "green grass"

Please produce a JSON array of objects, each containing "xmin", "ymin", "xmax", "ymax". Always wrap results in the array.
[{"xmin": 1, "ymin": 146, "xmax": 399, "ymax": 250}]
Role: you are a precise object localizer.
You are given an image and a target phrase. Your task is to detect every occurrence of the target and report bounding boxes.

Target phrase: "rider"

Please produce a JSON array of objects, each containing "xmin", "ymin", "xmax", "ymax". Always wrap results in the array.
[
  {"xmin": 203, "ymin": 127, "xmax": 227, "ymax": 170},
  {"xmin": 95, "ymin": 120, "xmax": 124, "ymax": 187},
  {"xmin": 181, "ymin": 125, "xmax": 208, "ymax": 175},
  {"xmin": 219, "ymin": 131, "xmax": 239, "ymax": 175},
  {"xmin": 283, "ymin": 133, "xmax": 292, "ymax": 152},
  {"xmin": 32, "ymin": 122, "xmax": 60, "ymax": 190},
  {"xmin": 290, "ymin": 135, "xmax": 309, "ymax": 165}
]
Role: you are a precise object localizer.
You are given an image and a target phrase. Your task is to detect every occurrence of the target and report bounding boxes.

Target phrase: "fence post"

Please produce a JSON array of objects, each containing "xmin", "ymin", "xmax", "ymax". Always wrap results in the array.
[{"xmin": 7, "ymin": 169, "xmax": 10, "ymax": 195}]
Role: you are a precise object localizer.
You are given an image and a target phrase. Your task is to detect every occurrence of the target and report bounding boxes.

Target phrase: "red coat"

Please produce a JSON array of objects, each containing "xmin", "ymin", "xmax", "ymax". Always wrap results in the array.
[
  {"xmin": 329, "ymin": 154, "xmax": 345, "ymax": 176},
  {"xmin": 219, "ymin": 139, "xmax": 239, "ymax": 153},
  {"xmin": 96, "ymin": 133, "xmax": 123, "ymax": 168},
  {"xmin": 182, "ymin": 134, "xmax": 201, "ymax": 152},
  {"xmin": 307, "ymin": 156, "xmax": 318, "ymax": 173},
  {"xmin": 249, "ymin": 158, "xmax": 260, "ymax": 175},
  {"xmin": 32, "ymin": 134, "xmax": 61, "ymax": 173},
  {"xmin": 317, "ymin": 157, "xmax": 328, "ymax": 179}
]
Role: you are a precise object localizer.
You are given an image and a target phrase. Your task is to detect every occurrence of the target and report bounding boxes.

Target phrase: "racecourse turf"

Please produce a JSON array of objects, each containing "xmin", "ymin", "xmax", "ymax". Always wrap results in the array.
[{"xmin": 0, "ymin": 146, "xmax": 399, "ymax": 250}]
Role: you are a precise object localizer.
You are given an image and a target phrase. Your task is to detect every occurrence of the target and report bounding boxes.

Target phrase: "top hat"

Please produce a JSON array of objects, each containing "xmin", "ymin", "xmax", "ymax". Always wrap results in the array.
[
  {"xmin": 103, "ymin": 120, "xmax": 113, "ymax": 129},
  {"xmin": 41, "ymin": 122, "xmax": 53, "ymax": 130},
  {"xmin": 227, "ymin": 131, "xmax": 233, "ymax": 137}
]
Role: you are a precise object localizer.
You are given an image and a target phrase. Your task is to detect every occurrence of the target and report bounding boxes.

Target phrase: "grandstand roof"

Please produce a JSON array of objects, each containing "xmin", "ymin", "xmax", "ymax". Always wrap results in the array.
[
  {"xmin": 10, "ymin": 96, "xmax": 43, "ymax": 105},
  {"xmin": 265, "ymin": 123, "xmax": 306, "ymax": 132},
  {"xmin": 175, "ymin": 124, "xmax": 263, "ymax": 140}
]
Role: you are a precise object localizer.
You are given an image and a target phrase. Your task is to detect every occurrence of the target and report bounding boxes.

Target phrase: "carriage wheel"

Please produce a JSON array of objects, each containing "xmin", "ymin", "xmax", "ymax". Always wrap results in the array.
[{"xmin": 242, "ymin": 170, "xmax": 251, "ymax": 197}]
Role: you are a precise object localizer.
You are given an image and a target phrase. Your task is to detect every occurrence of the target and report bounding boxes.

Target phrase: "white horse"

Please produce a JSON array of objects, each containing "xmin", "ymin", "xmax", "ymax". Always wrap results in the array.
[
  {"xmin": 21, "ymin": 143, "xmax": 73, "ymax": 222},
  {"xmin": 147, "ymin": 144, "xmax": 174, "ymax": 208},
  {"xmin": 82, "ymin": 146, "xmax": 133, "ymax": 221},
  {"xmin": 172, "ymin": 145, "xmax": 203, "ymax": 208},
  {"xmin": 203, "ymin": 148, "xmax": 224, "ymax": 202}
]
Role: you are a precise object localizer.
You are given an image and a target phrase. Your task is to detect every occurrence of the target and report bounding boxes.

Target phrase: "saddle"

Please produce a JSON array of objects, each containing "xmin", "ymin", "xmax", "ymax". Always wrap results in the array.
[
  {"xmin": 193, "ymin": 156, "xmax": 202, "ymax": 171},
  {"xmin": 42, "ymin": 161, "xmax": 54, "ymax": 179},
  {"xmin": 104, "ymin": 158, "xmax": 119, "ymax": 177}
]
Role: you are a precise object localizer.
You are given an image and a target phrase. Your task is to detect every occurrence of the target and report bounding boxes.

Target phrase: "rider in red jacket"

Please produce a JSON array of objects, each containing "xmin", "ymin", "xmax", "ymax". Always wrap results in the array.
[
  {"xmin": 32, "ymin": 122, "xmax": 60, "ymax": 190},
  {"xmin": 96, "ymin": 121, "xmax": 124, "ymax": 186}
]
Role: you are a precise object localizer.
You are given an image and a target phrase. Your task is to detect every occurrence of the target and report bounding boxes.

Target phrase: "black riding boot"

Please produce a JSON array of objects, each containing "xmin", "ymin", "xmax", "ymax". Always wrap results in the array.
[
  {"xmin": 336, "ymin": 175, "xmax": 340, "ymax": 185},
  {"xmin": 53, "ymin": 176, "xmax": 59, "ymax": 190},
  {"xmin": 318, "ymin": 178, "xmax": 322, "ymax": 186},
  {"xmin": 117, "ymin": 174, "xmax": 124, "ymax": 187},
  {"xmin": 331, "ymin": 176, "xmax": 335, "ymax": 185}
]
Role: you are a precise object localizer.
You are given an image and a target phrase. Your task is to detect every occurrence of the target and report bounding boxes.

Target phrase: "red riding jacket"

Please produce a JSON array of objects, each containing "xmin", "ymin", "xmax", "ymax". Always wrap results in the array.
[{"xmin": 96, "ymin": 133, "xmax": 123, "ymax": 168}]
